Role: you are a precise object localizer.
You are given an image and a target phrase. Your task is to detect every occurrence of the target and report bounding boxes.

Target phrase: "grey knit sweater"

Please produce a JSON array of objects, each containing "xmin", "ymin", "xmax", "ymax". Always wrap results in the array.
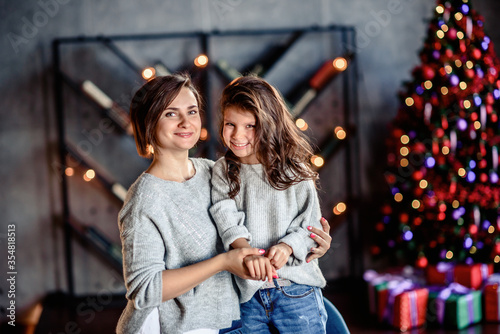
[
  {"xmin": 210, "ymin": 158, "xmax": 327, "ymax": 303},
  {"xmin": 116, "ymin": 158, "xmax": 240, "ymax": 334}
]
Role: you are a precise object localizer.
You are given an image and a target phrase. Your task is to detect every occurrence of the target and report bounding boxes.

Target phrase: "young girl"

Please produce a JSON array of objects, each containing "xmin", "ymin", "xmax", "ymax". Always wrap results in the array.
[
  {"xmin": 210, "ymin": 76, "xmax": 330, "ymax": 333},
  {"xmin": 117, "ymin": 73, "xmax": 333, "ymax": 334}
]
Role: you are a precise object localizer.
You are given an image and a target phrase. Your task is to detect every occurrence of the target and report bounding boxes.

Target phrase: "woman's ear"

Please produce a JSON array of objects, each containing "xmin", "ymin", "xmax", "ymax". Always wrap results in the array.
[{"xmin": 147, "ymin": 144, "xmax": 154, "ymax": 155}]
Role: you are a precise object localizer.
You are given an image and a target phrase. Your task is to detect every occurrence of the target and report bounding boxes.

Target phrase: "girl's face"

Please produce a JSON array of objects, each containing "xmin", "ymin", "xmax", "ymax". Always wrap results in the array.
[
  {"xmin": 222, "ymin": 107, "xmax": 259, "ymax": 164},
  {"xmin": 155, "ymin": 87, "xmax": 201, "ymax": 154}
]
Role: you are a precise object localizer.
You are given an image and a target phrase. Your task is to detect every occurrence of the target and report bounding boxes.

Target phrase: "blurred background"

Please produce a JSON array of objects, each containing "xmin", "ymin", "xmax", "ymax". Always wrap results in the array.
[{"xmin": 2, "ymin": 0, "xmax": 500, "ymax": 333}]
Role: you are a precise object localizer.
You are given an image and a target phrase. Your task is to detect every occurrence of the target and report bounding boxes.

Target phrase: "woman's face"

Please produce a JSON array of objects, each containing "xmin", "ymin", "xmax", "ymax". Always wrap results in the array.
[
  {"xmin": 155, "ymin": 87, "xmax": 201, "ymax": 154},
  {"xmin": 222, "ymin": 106, "xmax": 259, "ymax": 164}
]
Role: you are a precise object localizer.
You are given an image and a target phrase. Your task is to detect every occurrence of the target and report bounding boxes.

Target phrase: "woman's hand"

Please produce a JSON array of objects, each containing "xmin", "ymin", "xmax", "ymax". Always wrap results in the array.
[{"xmin": 306, "ymin": 217, "xmax": 332, "ymax": 263}]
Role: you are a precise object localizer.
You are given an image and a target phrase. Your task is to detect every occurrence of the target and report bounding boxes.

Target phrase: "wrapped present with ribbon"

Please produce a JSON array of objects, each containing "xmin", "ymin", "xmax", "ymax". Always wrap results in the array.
[
  {"xmin": 363, "ymin": 270, "xmax": 405, "ymax": 315},
  {"xmin": 426, "ymin": 262, "xmax": 455, "ymax": 286},
  {"xmin": 380, "ymin": 279, "xmax": 428, "ymax": 331},
  {"xmin": 483, "ymin": 274, "xmax": 500, "ymax": 322},
  {"xmin": 428, "ymin": 282, "xmax": 482, "ymax": 329},
  {"xmin": 454, "ymin": 263, "xmax": 493, "ymax": 290}
]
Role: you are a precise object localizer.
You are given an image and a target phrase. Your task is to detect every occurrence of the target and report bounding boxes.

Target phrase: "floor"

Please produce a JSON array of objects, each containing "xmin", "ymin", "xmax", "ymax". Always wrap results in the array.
[{"xmin": 2, "ymin": 278, "xmax": 500, "ymax": 333}]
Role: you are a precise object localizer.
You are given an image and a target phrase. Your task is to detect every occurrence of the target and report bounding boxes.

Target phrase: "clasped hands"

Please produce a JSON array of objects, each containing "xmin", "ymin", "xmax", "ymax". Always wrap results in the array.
[
  {"xmin": 243, "ymin": 243, "xmax": 292, "ymax": 282},
  {"xmin": 225, "ymin": 218, "xmax": 331, "ymax": 282}
]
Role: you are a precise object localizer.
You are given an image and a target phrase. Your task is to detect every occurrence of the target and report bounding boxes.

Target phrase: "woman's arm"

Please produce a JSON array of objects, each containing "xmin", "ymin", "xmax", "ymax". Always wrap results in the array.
[
  {"xmin": 160, "ymin": 247, "xmax": 265, "ymax": 301},
  {"xmin": 121, "ymin": 213, "xmax": 263, "ymax": 308}
]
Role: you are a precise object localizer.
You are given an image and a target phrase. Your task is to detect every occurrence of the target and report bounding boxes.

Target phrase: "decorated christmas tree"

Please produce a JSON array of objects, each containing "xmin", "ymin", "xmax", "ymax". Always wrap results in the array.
[{"xmin": 374, "ymin": 0, "xmax": 500, "ymax": 268}]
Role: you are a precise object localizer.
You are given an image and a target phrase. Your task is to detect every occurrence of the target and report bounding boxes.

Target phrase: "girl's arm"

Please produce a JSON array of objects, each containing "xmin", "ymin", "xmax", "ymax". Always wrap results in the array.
[
  {"xmin": 210, "ymin": 160, "xmax": 275, "ymax": 281},
  {"xmin": 268, "ymin": 217, "xmax": 332, "ymax": 268},
  {"xmin": 210, "ymin": 159, "xmax": 251, "ymax": 250},
  {"xmin": 277, "ymin": 179, "xmax": 323, "ymax": 265}
]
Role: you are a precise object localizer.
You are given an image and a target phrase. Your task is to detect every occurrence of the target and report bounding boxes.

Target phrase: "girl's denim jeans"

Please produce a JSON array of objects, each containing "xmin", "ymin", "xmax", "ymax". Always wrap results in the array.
[{"xmin": 239, "ymin": 281, "xmax": 328, "ymax": 334}]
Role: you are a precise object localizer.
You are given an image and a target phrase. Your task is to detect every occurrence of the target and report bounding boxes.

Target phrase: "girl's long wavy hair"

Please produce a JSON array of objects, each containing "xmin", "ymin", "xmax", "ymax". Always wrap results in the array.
[{"xmin": 219, "ymin": 75, "xmax": 318, "ymax": 199}]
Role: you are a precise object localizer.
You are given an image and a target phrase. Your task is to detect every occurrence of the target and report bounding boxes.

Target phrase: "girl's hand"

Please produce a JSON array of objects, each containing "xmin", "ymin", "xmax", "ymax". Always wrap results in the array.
[
  {"xmin": 267, "ymin": 243, "xmax": 292, "ymax": 270},
  {"xmin": 244, "ymin": 254, "xmax": 275, "ymax": 282},
  {"xmin": 306, "ymin": 217, "xmax": 332, "ymax": 263},
  {"xmin": 223, "ymin": 248, "xmax": 266, "ymax": 279}
]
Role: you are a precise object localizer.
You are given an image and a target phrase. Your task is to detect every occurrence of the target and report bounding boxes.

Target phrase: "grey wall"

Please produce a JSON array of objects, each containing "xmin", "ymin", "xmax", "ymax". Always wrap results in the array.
[{"xmin": 1, "ymin": 0, "xmax": 500, "ymax": 322}]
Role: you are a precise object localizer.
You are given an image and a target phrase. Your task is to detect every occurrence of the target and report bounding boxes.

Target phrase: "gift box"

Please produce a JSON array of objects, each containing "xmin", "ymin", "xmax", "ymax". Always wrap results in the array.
[
  {"xmin": 454, "ymin": 263, "xmax": 493, "ymax": 290},
  {"xmin": 387, "ymin": 287, "xmax": 429, "ymax": 331},
  {"xmin": 483, "ymin": 274, "xmax": 500, "ymax": 322},
  {"xmin": 375, "ymin": 278, "xmax": 428, "ymax": 331},
  {"xmin": 364, "ymin": 268, "xmax": 429, "ymax": 330},
  {"xmin": 364, "ymin": 270, "xmax": 402, "ymax": 315},
  {"xmin": 427, "ymin": 283, "xmax": 482, "ymax": 329},
  {"xmin": 426, "ymin": 262, "xmax": 454, "ymax": 286}
]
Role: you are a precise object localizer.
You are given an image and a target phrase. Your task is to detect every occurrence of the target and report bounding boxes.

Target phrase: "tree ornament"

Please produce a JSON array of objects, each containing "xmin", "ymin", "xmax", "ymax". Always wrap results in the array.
[
  {"xmin": 472, "ymin": 47, "xmax": 482, "ymax": 59},
  {"xmin": 422, "ymin": 65, "xmax": 436, "ymax": 80},
  {"xmin": 448, "ymin": 27, "xmax": 457, "ymax": 40}
]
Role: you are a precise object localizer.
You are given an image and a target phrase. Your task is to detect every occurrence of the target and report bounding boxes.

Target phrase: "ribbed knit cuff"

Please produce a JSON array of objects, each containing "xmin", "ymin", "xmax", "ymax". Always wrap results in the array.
[{"xmin": 279, "ymin": 230, "xmax": 316, "ymax": 264}]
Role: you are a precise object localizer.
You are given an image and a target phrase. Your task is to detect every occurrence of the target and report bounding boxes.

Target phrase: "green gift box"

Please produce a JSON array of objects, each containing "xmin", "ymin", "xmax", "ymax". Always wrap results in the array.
[{"xmin": 427, "ymin": 283, "xmax": 482, "ymax": 330}]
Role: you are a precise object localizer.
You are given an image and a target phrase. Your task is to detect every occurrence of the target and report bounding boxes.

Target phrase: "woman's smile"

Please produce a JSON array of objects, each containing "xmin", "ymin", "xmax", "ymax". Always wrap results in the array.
[{"xmin": 175, "ymin": 132, "xmax": 195, "ymax": 138}]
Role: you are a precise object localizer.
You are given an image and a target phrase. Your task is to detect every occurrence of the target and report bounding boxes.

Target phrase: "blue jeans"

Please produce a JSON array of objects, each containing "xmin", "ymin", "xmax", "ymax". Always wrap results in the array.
[
  {"xmin": 219, "ymin": 320, "xmax": 243, "ymax": 334},
  {"xmin": 240, "ymin": 281, "xmax": 327, "ymax": 334}
]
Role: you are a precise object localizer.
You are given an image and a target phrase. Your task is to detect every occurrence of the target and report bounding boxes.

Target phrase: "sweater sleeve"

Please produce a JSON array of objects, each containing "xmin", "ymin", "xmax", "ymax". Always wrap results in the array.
[
  {"xmin": 210, "ymin": 159, "xmax": 251, "ymax": 251},
  {"xmin": 120, "ymin": 211, "xmax": 165, "ymax": 310},
  {"xmin": 278, "ymin": 179, "xmax": 322, "ymax": 266}
]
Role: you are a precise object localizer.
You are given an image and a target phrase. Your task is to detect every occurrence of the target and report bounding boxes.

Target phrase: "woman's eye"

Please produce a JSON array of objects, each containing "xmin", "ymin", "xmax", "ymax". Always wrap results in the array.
[
  {"xmin": 165, "ymin": 112, "xmax": 175, "ymax": 117},
  {"xmin": 247, "ymin": 125, "xmax": 256, "ymax": 128},
  {"xmin": 188, "ymin": 110, "xmax": 198, "ymax": 115},
  {"xmin": 225, "ymin": 123, "xmax": 234, "ymax": 127}
]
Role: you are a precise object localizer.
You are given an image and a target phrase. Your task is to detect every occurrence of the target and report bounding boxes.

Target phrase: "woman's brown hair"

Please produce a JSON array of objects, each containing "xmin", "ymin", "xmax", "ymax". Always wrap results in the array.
[
  {"xmin": 130, "ymin": 73, "xmax": 202, "ymax": 158},
  {"xmin": 219, "ymin": 75, "xmax": 318, "ymax": 198}
]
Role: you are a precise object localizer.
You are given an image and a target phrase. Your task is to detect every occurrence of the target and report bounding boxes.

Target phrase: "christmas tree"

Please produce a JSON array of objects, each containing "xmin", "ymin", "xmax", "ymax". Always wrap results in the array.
[{"xmin": 374, "ymin": 0, "xmax": 500, "ymax": 267}]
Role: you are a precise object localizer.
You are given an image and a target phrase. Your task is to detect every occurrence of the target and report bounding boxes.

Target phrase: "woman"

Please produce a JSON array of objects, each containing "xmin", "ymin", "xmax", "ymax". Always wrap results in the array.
[{"xmin": 116, "ymin": 73, "xmax": 332, "ymax": 334}]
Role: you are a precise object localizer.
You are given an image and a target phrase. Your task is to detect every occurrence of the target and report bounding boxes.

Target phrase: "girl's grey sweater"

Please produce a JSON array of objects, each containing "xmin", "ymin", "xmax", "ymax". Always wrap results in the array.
[
  {"xmin": 116, "ymin": 158, "xmax": 240, "ymax": 334},
  {"xmin": 210, "ymin": 158, "xmax": 326, "ymax": 304}
]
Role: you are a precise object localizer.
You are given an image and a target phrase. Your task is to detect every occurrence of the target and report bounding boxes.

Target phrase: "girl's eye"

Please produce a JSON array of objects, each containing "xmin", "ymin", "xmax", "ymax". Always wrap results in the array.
[
  {"xmin": 188, "ymin": 109, "xmax": 198, "ymax": 115},
  {"xmin": 247, "ymin": 125, "xmax": 256, "ymax": 128},
  {"xmin": 225, "ymin": 123, "xmax": 234, "ymax": 127},
  {"xmin": 165, "ymin": 112, "xmax": 176, "ymax": 117}
]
